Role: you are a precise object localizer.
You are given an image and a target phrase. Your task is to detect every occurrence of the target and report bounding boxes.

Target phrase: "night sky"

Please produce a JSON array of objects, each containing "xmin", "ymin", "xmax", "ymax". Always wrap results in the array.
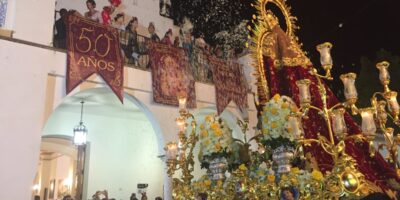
[{"xmin": 285, "ymin": 0, "xmax": 400, "ymax": 72}]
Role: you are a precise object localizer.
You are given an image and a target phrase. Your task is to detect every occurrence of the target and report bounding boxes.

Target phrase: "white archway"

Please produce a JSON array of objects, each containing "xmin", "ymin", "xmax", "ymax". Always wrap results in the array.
[{"xmin": 40, "ymin": 88, "xmax": 166, "ymax": 200}]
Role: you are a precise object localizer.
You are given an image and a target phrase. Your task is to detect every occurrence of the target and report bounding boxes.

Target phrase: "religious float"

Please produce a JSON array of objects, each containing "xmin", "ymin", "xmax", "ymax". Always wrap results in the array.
[{"xmin": 163, "ymin": 0, "xmax": 400, "ymax": 199}]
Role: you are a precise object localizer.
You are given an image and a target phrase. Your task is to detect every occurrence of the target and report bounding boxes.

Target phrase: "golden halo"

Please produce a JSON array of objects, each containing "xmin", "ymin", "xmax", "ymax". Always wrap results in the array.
[{"xmin": 259, "ymin": 0, "xmax": 297, "ymax": 39}]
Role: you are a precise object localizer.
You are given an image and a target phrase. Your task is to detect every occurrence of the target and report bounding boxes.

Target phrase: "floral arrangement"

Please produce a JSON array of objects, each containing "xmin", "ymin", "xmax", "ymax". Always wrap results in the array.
[
  {"xmin": 198, "ymin": 114, "xmax": 233, "ymax": 168},
  {"xmin": 261, "ymin": 94, "xmax": 299, "ymax": 150}
]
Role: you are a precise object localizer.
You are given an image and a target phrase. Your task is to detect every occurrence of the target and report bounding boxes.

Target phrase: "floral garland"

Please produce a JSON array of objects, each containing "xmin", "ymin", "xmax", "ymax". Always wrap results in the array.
[
  {"xmin": 198, "ymin": 114, "xmax": 233, "ymax": 168},
  {"xmin": 261, "ymin": 94, "xmax": 299, "ymax": 150}
]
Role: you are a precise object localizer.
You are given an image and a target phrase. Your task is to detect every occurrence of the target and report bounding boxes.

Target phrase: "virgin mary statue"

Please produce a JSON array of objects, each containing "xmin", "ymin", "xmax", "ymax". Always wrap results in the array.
[{"xmin": 250, "ymin": 2, "xmax": 400, "ymax": 192}]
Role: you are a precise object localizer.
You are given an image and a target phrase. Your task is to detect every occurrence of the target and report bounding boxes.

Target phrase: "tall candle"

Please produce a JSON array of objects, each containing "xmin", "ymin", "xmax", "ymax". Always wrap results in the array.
[
  {"xmin": 360, "ymin": 108, "xmax": 376, "ymax": 135},
  {"xmin": 331, "ymin": 108, "xmax": 347, "ymax": 135},
  {"xmin": 296, "ymin": 79, "xmax": 311, "ymax": 105},
  {"xmin": 340, "ymin": 73, "xmax": 358, "ymax": 101}
]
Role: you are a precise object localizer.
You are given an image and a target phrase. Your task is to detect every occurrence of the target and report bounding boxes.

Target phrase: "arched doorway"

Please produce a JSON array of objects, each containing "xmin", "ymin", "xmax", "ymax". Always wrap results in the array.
[{"xmin": 35, "ymin": 88, "xmax": 165, "ymax": 200}]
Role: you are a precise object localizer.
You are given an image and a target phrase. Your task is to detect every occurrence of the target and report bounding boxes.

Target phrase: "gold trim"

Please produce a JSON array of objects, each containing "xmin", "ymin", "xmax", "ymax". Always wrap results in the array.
[{"xmin": 249, "ymin": 0, "xmax": 311, "ymax": 105}]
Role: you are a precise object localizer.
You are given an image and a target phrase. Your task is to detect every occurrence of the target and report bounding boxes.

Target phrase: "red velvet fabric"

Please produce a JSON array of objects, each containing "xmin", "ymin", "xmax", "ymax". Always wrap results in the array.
[{"xmin": 263, "ymin": 56, "xmax": 400, "ymax": 190}]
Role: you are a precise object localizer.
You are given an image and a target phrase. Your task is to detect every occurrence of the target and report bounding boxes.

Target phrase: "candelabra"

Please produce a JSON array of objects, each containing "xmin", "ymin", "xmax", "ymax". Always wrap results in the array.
[
  {"xmin": 292, "ymin": 43, "xmax": 400, "ymax": 197},
  {"xmin": 343, "ymin": 60, "xmax": 400, "ymax": 169},
  {"xmin": 164, "ymin": 95, "xmax": 199, "ymax": 199}
]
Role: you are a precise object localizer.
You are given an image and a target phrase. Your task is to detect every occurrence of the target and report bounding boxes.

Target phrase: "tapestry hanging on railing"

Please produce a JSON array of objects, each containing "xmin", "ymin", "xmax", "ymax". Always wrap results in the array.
[
  {"xmin": 209, "ymin": 56, "xmax": 248, "ymax": 114},
  {"xmin": 149, "ymin": 42, "xmax": 196, "ymax": 108}
]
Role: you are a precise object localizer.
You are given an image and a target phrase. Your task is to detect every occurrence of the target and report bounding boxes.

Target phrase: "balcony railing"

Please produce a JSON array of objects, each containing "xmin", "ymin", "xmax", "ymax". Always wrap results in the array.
[{"xmin": 53, "ymin": 29, "xmax": 246, "ymax": 86}]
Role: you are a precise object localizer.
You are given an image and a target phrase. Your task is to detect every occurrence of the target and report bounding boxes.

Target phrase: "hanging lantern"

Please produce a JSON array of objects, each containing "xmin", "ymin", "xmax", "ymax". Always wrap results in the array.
[{"xmin": 73, "ymin": 101, "xmax": 88, "ymax": 146}]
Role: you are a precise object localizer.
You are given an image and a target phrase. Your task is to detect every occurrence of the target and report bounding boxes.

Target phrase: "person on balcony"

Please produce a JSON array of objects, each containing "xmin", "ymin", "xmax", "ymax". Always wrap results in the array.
[
  {"xmin": 112, "ymin": 13, "xmax": 125, "ymax": 30},
  {"xmin": 173, "ymin": 36, "xmax": 180, "ymax": 47},
  {"xmin": 161, "ymin": 29, "xmax": 173, "ymax": 45},
  {"xmin": 125, "ymin": 17, "xmax": 140, "ymax": 65},
  {"xmin": 84, "ymin": 0, "xmax": 103, "ymax": 23},
  {"xmin": 54, "ymin": 8, "xmax": 67, "ymax": 49},
  {"xmin": 148, "ymin": 22, "xmax": 160, "ymax": 42}
]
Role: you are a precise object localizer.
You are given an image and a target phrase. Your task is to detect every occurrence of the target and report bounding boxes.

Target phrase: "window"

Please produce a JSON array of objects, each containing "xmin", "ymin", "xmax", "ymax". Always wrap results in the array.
[{"xmin": 0, "ymin": 0, "xmax": 7, "ymax": 27}]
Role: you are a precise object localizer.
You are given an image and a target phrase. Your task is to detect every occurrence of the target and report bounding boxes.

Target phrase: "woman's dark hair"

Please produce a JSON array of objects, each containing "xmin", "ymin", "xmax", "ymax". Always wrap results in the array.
[
  {"xmin": 114, "ymin": 13, "xmax": 124, "ymax": 21},
  {"xmin": 86, "ymin": 0, "xmax": 96, "ymax": 6},
  {"xmin": 125, "ymin": 17, "xmax": 138, "ymax": 31}
]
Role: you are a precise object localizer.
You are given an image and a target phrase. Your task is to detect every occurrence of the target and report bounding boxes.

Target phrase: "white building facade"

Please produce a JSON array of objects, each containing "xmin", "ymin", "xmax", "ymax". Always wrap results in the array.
[{"xmin": 0, "ymin": 0, "xmax": 257, "ymax": 199}]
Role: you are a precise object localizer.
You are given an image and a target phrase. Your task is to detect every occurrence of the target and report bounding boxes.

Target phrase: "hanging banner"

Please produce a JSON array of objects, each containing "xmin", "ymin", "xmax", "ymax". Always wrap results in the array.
[
  {"xmin": 66, "ymin": 14, "xmax": 124, "ymax": 102},
  {"xmin": 149, "ymin": 42, "xmax": 196, "ymax": 108},
  {"xmin": 209, "ymin": 56, "xmax": 248, "ymax": 114}
]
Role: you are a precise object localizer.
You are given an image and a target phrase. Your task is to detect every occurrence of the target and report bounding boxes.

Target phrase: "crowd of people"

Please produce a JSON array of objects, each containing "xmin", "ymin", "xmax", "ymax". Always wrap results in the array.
[{"xmin": 53, "ymin": 0, "xmax": 239, "ymax": 83}]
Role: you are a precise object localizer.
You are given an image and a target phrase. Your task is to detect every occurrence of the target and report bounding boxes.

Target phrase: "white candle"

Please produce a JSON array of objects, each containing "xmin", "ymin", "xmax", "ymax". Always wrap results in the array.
[
  {"xmin": 360, "ymin": 108, "xmax": 376, "ymax": 135},
  {"xmin": 376, "ymin": 61, "xmax": 390, "ymax": 84},
  {"xmin": 296, "ymin": 79, "xmax": 311, "ymax": 105},
  {"xmin": 176, "ymin": 117, "xmax": 186, "ymax": 132},
  {"xmin": 166, "ymin": 142, "xmax": 178, "ymax": 160},
  {"xmin": 331, "ymin": 108, "xmax": 347, "ymax": 135},
  {"xmin": 287, "ymin": 115, "xmax": 302, "ymax": 138},
  {"xmin": 387, "ymin": 92, "xmax": 400, "ymax": 114},
  {"xmin": 317, "ymin": 42, "xmax": 333, "ymax": 68},
  {"xmin": 340, "ymin": 73, "xmax": 358, "ymax": 101},
  {"xmin": 178, "ymin": 95, "xmax": 187, "ymax": 110}
]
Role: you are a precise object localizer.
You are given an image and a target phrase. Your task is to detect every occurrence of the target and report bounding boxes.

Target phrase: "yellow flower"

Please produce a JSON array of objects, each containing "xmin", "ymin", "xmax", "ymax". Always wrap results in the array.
[
  {"xmin": 200, "ymin": 124, "xmax": 205, "ymax": 130},
  {"xmin": 267, "ymin": 174, "xmax": 275, "ymax": 182},
  {"xmin": 291, "ymin": 167, "xmax": 300, "ymax": 174},
  {"xmin": 203, "ymin": 139, "xmax": 210, "ymax": 146},
  {"xmin": 287, "ymin": 127, "xmax": 293, "ymax": 133},
  {"xmin": 263, "ymin": 117, "xmax": 268, "ymax": 123},
  {"xmin": 271, "ymin": 121, "xmax": 278, "ymax": 129},
  {"xmin": 210, "ymin": 122, "xmax": 219, "ymax": 130},
  {"xmin": 271, "ymin": 108, "xmax": 278, "ymax": 115},
  {"xmin": 257, "ymin": 170, "xmax": 265, "ymax": 176},
  {"xmin": 217, "ymin": 180, "xmax": 223, "ymax": 187},
  {"xmin": 312, "ymin": 170, "xmax": 324, "ymax": 181},
  {"xmin": 281, "ymin": 174, "xmax": 288, "ymax": 180},
  {"xmin": 205, "ymin": 115, "xmax": 213, "ymax": 122},
  {"xmin": 273, "ymin": 94, "xmax": 281, "ymax": 101},
  {"xmin": 262, "ymin": 128, "xmax": 269, "ymax": 135},
  {"xmin": 239, "ymin": 164, "xmax": 247, "ymax": 171},
  {"xmin": 200, "ymin": 130, "xmax": 208, "ymax": 138},
  {"xmin": 204, "ymin": 180, "xmax": 211, "ymax": 187},
  {"xmin": 214, "ymin": 143, "xmax": 222, "ymax": 152},
  {"xmin": 281, "ymin": 102, "xmax": 289, "ymax": 109},
  {"xmin": 214, "ymin": 129, "xmax": 223, "ymax": 137}
]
